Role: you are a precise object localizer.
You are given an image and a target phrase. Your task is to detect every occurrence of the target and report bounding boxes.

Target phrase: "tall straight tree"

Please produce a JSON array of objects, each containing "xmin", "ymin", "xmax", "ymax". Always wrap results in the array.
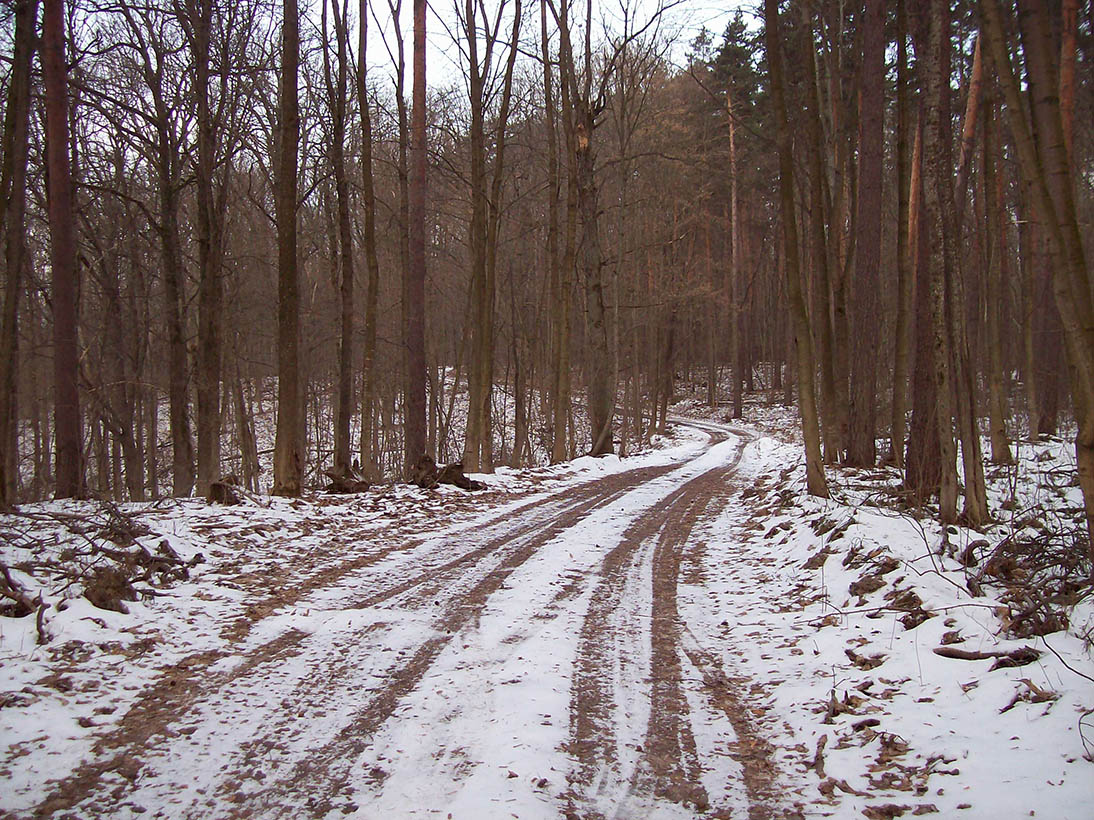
[
  {"xmin": 463, "ymin": 0, "xmax": 523, "ymax": 473},
  {"xmin": 273, "ymin": 0, "xmax": 303, "ymax": 496},
  {"xmin": 917, "ymin": 0, "xmax": 959, "ymax": 523},
  {"xmin": 799, "ymin": 3, "xmax": 841, "ymax": 463},
  {"xmin": 542, "ymin": 0, "xmax": 569, "ymax": 464},
  {"xmin": 357, "ymin": 0, "xmax": 381, "ymax": 480},
  {"xmin": 846, "ymin": 0, "xmax": 884, "ymax": 467},
  {"xmin": 764, "ymin": 0, "xmax": 827, "ymax": 498},
  {"xmin": 43, "ymin": 0, "xmax": 82, "ymax": 499},
  {"xmin": 0, "ymin": 0, "xmax": 40, "ymax": 504},
  {"xmin": 129, "ymin": 4, "xmax": 196, "ymax": 497},
  {"xmin": 404, "ymin": 0, "xmax": 428, "ymax": 471},
  {"xmin": 322, "ymin": 0, "xmax": 355, "ymax": 476},
  {"xmin": 182, "ymin": 0, "xmax": 224, "ymax": 495},
  {"xmin": 889, "ymin": 0, "xmax": 913, "ymax": 469}
]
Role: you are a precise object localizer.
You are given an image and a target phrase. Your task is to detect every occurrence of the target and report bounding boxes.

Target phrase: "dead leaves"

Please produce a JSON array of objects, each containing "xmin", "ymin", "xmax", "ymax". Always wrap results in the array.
[{"xmin": 846, "ymin": 647, "xmax": 887, "ymax": 671}]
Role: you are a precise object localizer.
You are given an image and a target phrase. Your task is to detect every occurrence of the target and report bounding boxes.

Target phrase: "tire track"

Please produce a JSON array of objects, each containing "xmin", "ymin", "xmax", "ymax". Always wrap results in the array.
[
  {"xmin": 220, "ymin": 462, "xmax": 683, "ymax": 819},
  {"xmin": 565, "ymin": 425, "xmax": 790, "ymax": 819},
  {"xmin": 27, "ymin": 431, "xmax": 724, "ymax": 819}
]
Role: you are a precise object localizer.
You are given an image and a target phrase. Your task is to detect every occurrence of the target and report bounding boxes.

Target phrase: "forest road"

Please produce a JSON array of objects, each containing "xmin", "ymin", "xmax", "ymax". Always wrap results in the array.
[{"xmin": 24, "ymin": 419, "xmax": 797, "ymax": 820}]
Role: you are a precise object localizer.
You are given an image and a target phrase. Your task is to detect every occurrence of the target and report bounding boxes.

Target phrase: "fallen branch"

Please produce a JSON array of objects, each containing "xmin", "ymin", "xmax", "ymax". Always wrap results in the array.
[
  {"xmin": 932, "ymin": 645, "xmax": 1041, "ymax": 669},
  {"xmin": 0, "ymin": 561, "xmax": 35, "ymax": 616}
]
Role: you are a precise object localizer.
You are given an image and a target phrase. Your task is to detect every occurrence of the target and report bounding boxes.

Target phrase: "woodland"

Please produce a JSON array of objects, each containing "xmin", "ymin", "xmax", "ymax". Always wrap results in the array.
[
  {"xmin": 0, "ymin": 0, "xmax": 1092, "ymax": 537},
  {"xmin": 2, "ymin": 2, "xmax": 1094, "ymax": 815}
]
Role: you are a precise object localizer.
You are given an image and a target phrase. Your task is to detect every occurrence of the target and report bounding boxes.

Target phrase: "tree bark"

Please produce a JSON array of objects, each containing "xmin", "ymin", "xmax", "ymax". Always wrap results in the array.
[
  {"xmin": 357, "ymin": 0, "xmax": 381, "ymax": 480},
  {"xmin": 800, "ymin": 4, "xmax": 841, "ymax": 463},
  {"xmin": 273, "ymin": 0, "xmax": 303, "ymax": 496},
  {"xmin": 846, "ymin": 0, "xmax": 884, "ymax": 467},
  {"xmin": 943, "ymin": 14, "xmax": 989, "ymax": 527},
  {"xmin": 188, "ymin": 0, "xmax": 224, "ymax": 496},
  {"xmin": 982, "ymin": 86, "xmax": 1013, "ymax": 465},
  {"xmin": 920, "ymin": 0, "xmax": 959, "ymax": 524},
  {"xmin": 323, "ymin": 0, "xmax": 355, "ymax": 475},
  {"xmin": 0, "ymin": 0, "xmax": 39, "ymax": 505},
  {"xmin": 727, "ymin": 89, "xmax": 742, "ymax": 420},
  {"xmin": 890, "ymin": 0, "xmax": 913, "ymax": 469},
  {"xmin": 765, "ymin": 0, "xmax": 828, "ymax": 498},
  {"xmin": 44, "ymin": 0, "xmax": 83, "ymax": 499},
  {"xmin": 543, "ymin": 0, "xmax": 570, "ymax": 464},
  {"xmin": 404, "ymin": 0, "xmax": 428, "ymax": 471},
  {"xmin": 463, "ymin": 0, "xmax": 489, "ymax": 472}
]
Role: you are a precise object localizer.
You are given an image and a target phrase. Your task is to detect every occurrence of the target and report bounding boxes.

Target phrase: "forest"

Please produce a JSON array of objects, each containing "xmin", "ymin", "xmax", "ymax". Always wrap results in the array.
[
  {"xmin": 2, "ymin": 2, "xmax": 1094, "ymax": 816},
  {"xmin": 0, "ymin": 0, "xmax": 1092, "ymax": 527}
]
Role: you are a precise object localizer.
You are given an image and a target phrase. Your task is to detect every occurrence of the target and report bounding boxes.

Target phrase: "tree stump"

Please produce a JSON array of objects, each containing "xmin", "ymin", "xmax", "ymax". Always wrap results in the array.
[
  {"xmin": 408, "ymin": 456, "xmax": 484, "ymax": 491},
  {"xmin": 207, "ymin": 473, "xmax": 243, "ymax": 505},
  {"xmin": 323, "ymin": 465, "xmax": 371, "ymax": 494}
]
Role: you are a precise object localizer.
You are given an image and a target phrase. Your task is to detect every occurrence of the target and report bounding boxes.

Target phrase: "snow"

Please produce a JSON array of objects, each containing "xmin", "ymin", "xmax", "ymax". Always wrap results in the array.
[{"xmin": 1, "ymin": 405, "xmax": 1092, "ymax": 819}]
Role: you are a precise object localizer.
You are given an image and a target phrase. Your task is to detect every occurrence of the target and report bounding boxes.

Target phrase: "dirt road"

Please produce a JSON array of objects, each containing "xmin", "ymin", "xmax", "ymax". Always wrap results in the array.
[{"xmin": 18, "ymin": 420, "xmax": 797, "ymax": 820}]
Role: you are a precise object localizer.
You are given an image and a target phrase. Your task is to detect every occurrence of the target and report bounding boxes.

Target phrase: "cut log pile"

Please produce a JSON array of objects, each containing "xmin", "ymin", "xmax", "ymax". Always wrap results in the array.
[{"xmin": 408, "ymin": 455, "xmax": 486, "ymax": 491}]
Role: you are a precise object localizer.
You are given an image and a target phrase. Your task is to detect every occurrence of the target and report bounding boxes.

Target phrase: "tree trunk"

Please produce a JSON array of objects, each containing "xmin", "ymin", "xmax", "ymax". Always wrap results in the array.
[
  {"xmin": 44, "ymin": 0, "xmax": 83, "ymax": 499},
  {"xmin": 463, "ymin": 0, "xmax": 489, "ymax": 472},
  {"xmin": 273, "ymin": 0, "xmax": 302, "ymax": 496},
  {"xmin": 920, "ymin": 0, "xmax": 958, "ymax": 524},
  {"xmin": 983, "ymin": 87, "xmax": 1012, "ymax": 464},
  {"xmin": 727, "ymin": 90, "xmax": 743, "ymax": 421},
  {"xmin": 1017, "ymin": 181, "xmax": 1040, "ymax": 441},
  {"xmin": 890, "ymin": 0, "xmax": 913, "ymax": 469},
  {"xmin": 323, "ymin": 0, "xmax": 355, "ymax": 475},
  {"xmin": 0, "ymin": 0, "xmax": 39, "ymax": 505},
  {"xmin": 404, "ymin": 0, "xmax": 428, "ymax": 471},
  {"xmin": 542, "ymin": 0, "xmax": 568, "ymax": 464},
  {"xmin": 576, "ymin": 112, "xmax": 614, "ymax": 456},
  {"xmin": 765, "ymin": 0, "xmax": 828, "ymax": 498},
  {"xmin": 800, "ymin": 4, "xmax": 840, "ymax": 463},
  {"xmin": 846, "ymin": 0, "xmax": 884, "ymax": 467},
  {"xmin": 942, "ymin": 9, "xmax": 989, "ymax": 527},
  {"xmin": 982, "ymin": 0, "xmax": 1094, "ymax": 556},
  {"xmin": 191, "ymin": 0, "xmax": 223, "ymax": 496},
  {"xmin": 357, "ymin": 0, "xmax": 381, "ymax": 480}
]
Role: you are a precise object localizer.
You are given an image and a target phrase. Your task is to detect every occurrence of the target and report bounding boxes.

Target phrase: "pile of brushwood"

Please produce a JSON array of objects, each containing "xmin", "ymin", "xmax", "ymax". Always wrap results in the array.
[
  {"xmin": 0, "ymin": 502, "xmax": 201, "ymax": 644},
  {"xmin": 963, "ymin": 524, "xmax": 1092, "ymax": 640}
]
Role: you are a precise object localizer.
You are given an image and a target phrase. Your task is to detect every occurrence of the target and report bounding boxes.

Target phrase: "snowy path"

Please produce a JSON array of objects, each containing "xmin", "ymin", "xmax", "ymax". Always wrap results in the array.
[
  {"xmin": 14, "ymin": 420, "xmax": 797, "ymax": 820},
  {"xmin": 6, "ymin": 414, "xmax": 1094, "ymax": 819}
]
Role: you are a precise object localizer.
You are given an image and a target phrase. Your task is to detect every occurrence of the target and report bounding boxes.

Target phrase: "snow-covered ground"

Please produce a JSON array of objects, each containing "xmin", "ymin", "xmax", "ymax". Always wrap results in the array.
[{"xmin": 1, "ymin": 403, "xmax": 1091, "ymax": 819}]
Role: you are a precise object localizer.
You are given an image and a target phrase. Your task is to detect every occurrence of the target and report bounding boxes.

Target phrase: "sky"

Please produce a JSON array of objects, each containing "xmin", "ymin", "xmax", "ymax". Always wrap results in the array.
[{"xmin": 356, "ymin": 0, "xmax": 755, "ymax": 90}]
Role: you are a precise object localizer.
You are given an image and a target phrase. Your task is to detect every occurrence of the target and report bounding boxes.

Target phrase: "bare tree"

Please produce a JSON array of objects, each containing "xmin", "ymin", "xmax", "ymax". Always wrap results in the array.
[
  {"xmin": 322, "ymin": 0, "xmax": 356, "ymax": 476},
  {"xmin": 889, "ymin": 0, "xmax": 913, "ymax": 469},
  {"xmin": 764, "ymin": 0, "xmax": 827, "ymax": 498},
  {"xmin": 846, "ymin": 0, "xmax": 884, "ymax": 467},
  {"xmin": 273, "ymin": 0, "xmax": 303, "ymax": 495},
  {"xmin": 404, "ymin": 0, "xmax": 428, "ymax": 471},
  {"xmin": 0, "ymin": 0, "xmax": 40, "ymax": 504},
  {"xmin": 357, "ymin": 0, "xmax": 382, "ymax": 480},
  {"xmin": 44, "ymin": 0, "xmax": 83, "ymax": 499},
  {"xmin": 462, "ymin": 0, "xmax": 523, "ymax": 473}
]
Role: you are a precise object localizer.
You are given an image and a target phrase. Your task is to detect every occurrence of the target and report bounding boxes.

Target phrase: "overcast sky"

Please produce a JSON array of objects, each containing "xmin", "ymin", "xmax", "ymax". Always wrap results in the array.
[{"xmin": 353, "ymin": 0, "xmax": 755, "ymax": 90}]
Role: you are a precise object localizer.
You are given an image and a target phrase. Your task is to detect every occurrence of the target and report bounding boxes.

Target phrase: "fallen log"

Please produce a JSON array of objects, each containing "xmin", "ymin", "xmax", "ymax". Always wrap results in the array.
[
  {"xmin": 323, "ymin": 466, "xmax": 371, "ymax": 494},
  {"xmin": 438, "ymin": 462, "xmax": 486, "ymax": 491},
  {"xmin": 932, "ymin": 645, "xmax": 1041, "ymax": 670}
]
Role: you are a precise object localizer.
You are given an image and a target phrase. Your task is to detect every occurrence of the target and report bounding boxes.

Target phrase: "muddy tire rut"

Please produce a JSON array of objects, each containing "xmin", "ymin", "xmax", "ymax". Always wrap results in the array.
[
  {"xmin": 564, "ymin": 425, "xmax": 791, "ymax": 820},
  {"xmin": 25, "ymin": 454, "xmax": 686, "ymax": 819},
  {"xmin": 20, "ymin": 421, "xmax": 796, "ymax": 820}
]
